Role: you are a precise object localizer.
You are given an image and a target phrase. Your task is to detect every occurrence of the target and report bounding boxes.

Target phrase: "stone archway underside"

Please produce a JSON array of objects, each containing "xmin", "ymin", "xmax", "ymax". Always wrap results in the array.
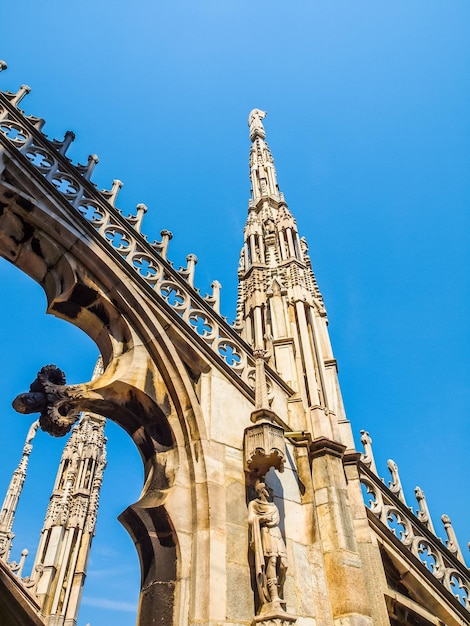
[{"xmin": 0, "ymin": 149, "xmax": 219, "ymax": 626}]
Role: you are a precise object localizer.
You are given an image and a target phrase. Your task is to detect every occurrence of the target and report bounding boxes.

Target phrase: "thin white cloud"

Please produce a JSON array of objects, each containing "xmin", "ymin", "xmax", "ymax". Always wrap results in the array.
[
  {"xmin": 81, "ymin": 596, "xmax": 137, "ymax": 613},
  {"xmin": 92, "ymin": 545, "xmax": 120, "ymax": 558},
  {"xmin": 87, "ymin": 567, "xmax": 132, "ymax": 578}
]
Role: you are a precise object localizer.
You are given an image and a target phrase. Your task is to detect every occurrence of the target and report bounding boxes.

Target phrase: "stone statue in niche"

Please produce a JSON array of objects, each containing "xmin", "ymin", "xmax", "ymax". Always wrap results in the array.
[{"xmin": 248, "ymin": 481, "xmax": 287, "ymax": 614}]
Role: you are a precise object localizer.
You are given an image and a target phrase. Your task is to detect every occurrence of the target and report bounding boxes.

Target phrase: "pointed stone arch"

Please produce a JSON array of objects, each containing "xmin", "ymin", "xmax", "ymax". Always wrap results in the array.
[{"xmin": 0, "ymin": 167, "xmax": 215, "ymax": 626}]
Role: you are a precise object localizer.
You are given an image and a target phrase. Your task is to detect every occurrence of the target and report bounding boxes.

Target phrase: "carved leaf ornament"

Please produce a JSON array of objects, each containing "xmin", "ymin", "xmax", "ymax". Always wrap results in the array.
[{"xmin": 12, "ymin": 365, "xmax": 81, "ymax": 437}]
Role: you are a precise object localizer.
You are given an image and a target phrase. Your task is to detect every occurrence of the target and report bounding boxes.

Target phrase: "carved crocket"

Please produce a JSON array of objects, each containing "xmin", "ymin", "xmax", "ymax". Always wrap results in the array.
[{"xmin": 12, "ymin": 365, "xmax": 82, "ymax": 437}]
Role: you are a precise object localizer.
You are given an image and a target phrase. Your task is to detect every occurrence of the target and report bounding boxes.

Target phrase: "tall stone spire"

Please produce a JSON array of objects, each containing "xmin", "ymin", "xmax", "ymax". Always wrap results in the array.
[
  {"xmin": 0, "ymin": 420, "xmax": 39, "ymax": 562},
  {"xmin": 32, "ymin": 359, "xmax": 107, "ymax": 626},
  {"xmin": 238, "ymin": 111, "xmax": 380, "ymax": 625},
  {"xmin": 235, "ymin": 110, "xmax": 351, "ymax": 448}
]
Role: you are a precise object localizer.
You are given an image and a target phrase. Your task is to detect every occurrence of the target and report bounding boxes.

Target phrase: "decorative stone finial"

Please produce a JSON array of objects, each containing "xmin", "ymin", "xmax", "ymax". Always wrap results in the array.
[
  {"xmin": 52, "ymin": 130, "xmax": 76, "ymax": 156},
  {"xmin": 159, "ymin": 229, "xmax": 173, "ymax": 259},
  {"xmin": 10, "ymin": 84, "xmax": 30, "ymax": 107},
  {"xmin": 85, "ymin": 154, "xmax": 99, "ymax": 180},
  {"xmin": 210, "ymin": 280, "xmax": 221, "ymax": 314},
  {"xmin": 101, "ymin": 179, "xmax": 123, "ymax": 207},
  {"xmin": 414, "ymin": 486, "xmax": 436, "ymax": 534},
  {"xmin": 185, "ymin": 254, "xmax": 198, "ymax": 287},
  {"xmin": 387, "ymin": 459, "xmax": 407, "ymax": 505},
  {"xmin": 77, "ymin": 154, "xmax": 99, "ymax": 181},
  {"xmin": 133, "ymin": 203, "xmax": 148, "ymax": 233},
  {"xmin": 249, "ymin": 109, "xmax": 267, "ymax": 141},
  {"xmin": 244, "ymin": 350, "xmax": 286, "ymax": 477},
  {"xmin": 442, "ymin": 514, "xmax": 465, "ymax": 563},
  {"xmin": 360, "ymin": 430, "xmax": 378, "ymax": 475},
  {"xmin": 9, "ymin": 548, "xmax": 28, "ymax": 578}
]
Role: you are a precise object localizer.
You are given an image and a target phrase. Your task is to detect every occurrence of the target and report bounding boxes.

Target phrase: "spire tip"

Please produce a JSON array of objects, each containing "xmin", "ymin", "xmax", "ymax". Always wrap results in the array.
[{"xmin": 248, "ymin": 109, "xmax": 267, "ymax": 141}]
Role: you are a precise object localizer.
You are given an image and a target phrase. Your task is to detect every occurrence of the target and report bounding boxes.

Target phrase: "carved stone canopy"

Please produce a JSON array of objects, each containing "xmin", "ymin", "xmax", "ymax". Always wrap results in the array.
[{"xmin": 244, "ymin": 420, "xmax": 285, "ymax": 477}]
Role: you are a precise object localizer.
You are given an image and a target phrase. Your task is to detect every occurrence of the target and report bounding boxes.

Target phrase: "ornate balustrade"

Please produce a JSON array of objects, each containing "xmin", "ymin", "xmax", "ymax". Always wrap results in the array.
[
  {"xmin": 0, "ymin": 84, "xmax": 290, "ymax": 399},
  {"xmin": 359, "ymin": 432, "xmax": 469, "ymax": 613},
  {"xmin": 1, "ymin": 548, "xmax": 43, "ymax": 596}
]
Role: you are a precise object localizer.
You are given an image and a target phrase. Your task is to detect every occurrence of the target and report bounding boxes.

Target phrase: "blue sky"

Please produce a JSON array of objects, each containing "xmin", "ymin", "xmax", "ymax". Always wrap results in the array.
[{"xmin": 1, "ymin": 2, "xmax": 469, "ymax": 625}]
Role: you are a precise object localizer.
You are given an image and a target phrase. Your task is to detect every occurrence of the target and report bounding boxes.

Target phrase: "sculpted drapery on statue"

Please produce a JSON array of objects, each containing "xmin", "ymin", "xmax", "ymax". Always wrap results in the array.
[
  {"xmin": 249, "ymin": 108, "xmax": 267, "ymax": 141},
  {"xmin": 248, "ymin": 481, "xmax": 287, "ymax": 614}
]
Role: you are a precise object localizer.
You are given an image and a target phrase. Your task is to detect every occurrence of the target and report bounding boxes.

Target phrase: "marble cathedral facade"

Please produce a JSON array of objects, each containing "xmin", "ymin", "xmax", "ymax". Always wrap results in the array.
[{"xmin": 0, "ymin": 64, "xmax": 468, "ymax": 626}]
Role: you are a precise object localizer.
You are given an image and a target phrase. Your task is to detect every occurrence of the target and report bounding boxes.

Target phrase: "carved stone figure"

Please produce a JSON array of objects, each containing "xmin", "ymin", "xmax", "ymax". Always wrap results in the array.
[
  {"xmin": 249, "ymin": 109, "xmax": 267, "ymax": 141},
  {"xmin": 248, "ymin": 481, "xmax": 287, "ymax": 613},
  {"xmin": 263, "ymin": 217, "xmax": 276, "ymax": 236}
]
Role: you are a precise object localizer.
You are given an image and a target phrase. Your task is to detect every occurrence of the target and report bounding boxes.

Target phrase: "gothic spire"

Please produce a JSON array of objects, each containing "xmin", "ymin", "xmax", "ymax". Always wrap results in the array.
[
  {"xmin": 0, "ymin": 420, "xmax": 39, "ymax": 562},
  {"xmin": 236, "ymin": 111, "xmax": 353, "ymax": 450},
  {"xmin": 236, "ymin": 109, "xmax": 325, "ymax": 348},
  {"xmin": 31, "ymin": 359, "xmax": 107, "ymax": 623}
]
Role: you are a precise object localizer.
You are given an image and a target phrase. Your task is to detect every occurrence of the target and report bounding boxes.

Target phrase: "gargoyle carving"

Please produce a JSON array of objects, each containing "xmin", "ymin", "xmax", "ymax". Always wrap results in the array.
[{"xmin": 12, "ymin": 365, "xmax": 83, "ymax": 437}]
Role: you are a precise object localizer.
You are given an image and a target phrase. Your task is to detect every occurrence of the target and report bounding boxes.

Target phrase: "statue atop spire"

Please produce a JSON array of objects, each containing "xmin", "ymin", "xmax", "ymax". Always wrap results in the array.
[
  {"xmin": 248, "ymin": 109, "xmax": 280, "ymax": 201},
  {"xmin": 249, "ymin": 109, "xmax": 267, "ymax": 141}
]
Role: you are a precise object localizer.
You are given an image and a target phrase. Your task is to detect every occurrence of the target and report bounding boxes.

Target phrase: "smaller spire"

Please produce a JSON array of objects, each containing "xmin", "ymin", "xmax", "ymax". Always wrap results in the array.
[
  {"xmin": 244, "ymin": 349, "xmax": 286, "ymax": 478},
  {"xmin": 253, "ymin": 348, "xmax": 270, "ymax": 410},
  {"xmin": 0, "ymin": 420, "xmax": 39, "ymax": 561},
  {"xmin": 91, "ymin": 356, "xmax": 104, "ymax": 381},
  {"xmin": 248, "ymin": 109, "xmax": 280, "ymax": 202}
]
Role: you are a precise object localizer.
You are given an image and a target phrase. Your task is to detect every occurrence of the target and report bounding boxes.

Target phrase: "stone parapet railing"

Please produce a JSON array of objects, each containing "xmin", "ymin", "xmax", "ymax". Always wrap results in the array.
[{"xmin": 358, "ymin": 454, "xmax": 469, "ymax": 613}]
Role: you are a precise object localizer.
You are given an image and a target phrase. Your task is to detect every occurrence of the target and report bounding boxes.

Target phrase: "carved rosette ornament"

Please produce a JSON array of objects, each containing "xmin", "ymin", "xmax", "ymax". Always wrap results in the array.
[{"xmin": 12, "ymin": 365, "xmax": 88, "ymax": 437}]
